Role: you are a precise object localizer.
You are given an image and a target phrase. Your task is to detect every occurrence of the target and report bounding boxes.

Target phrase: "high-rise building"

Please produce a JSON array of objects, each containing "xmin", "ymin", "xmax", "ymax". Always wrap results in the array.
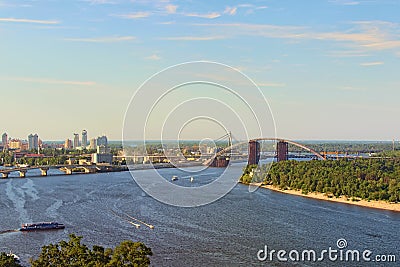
[
  {"xmin": 89, "ymin": 138, "xmax": 97, "ymax": 150},
  {"xmin": 28, "ymin": 134, "xmax": 39, "ymax": 150},
  {"xmin": 82, "ymin": 130, "xmax": 88, "ymax": 148},
  {"xmin": 2, "ymin": 133, "xmax": 8, "ymax": 149},
  {"xmin": 64, "ymin": 139, "xmax": 73, "ymax": 149},
  {"xmin": 97, "ymin": 135, "xmax": 108, "ymax": 147},
  {"xmin": 73, "ymin": 133, "xmax": 79, "ymax": 148}
]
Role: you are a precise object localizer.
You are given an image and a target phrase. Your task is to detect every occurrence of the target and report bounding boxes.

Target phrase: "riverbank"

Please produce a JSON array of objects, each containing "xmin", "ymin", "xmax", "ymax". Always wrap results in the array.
[{"xmin": 248, "ymin": 183, "xmax": 400, "ymax": 212}]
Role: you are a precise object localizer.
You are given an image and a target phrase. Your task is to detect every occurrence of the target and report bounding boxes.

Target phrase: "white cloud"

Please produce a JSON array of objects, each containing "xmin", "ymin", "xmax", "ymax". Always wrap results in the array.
[
  {"xmin": 329, "ymin": 0, "xmax": 360, "ymax": 5},
  {"xmin": 160, "ymin": 35, "xmax": 226, "ymax": 41},
  {"xmin": 185, "ymin": 12, "xmax": 221, "ymax": 19},
  {"xmin": 165, "ymin": 4, "xmax": 178, "ymax": 14},
  {"xmin": 0, "ymin": 18, "xmax": 59, "ymax": 24},
  {"xmin": 115, "ymin": 12, "xmax": 151, "ymax": 19},
  {"xmin": 327, "ymin": 50, "xmax": 369, "ymax": 57},
  {"xmin": 193, "ymin": 22, "xmax": 400, "ymax": 53},
  {"xmin": 224, "ymin": 6, "xmax": 237, "ymax": 15},
  {"xmin": 146, "ymin": 54, "xmax": 161, "ymax": 60},
  {"xmin": 84, "ymin": 0, "xmax": 116, "ymax": 4},
  {"xmin": 159, "ymin": 21, "xmax": 175, "ymax": 25},
  {"xmin": 64, "ymin": 36, "xmax": 136, "ymax": 43},
  {"xmin": 360, "ymin": 61, "xmax": 384, "ymax": 66}
]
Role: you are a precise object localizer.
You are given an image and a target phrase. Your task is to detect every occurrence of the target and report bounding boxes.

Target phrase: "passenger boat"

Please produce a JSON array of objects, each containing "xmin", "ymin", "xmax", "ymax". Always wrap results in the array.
[{"xmin": 20, "ymin": 222, "xmax": 65, "ymax": 231}]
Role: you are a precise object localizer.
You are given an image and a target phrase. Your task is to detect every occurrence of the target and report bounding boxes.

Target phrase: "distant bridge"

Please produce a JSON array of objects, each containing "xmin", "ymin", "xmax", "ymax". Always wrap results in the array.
[
  {"xmin": 203, "ymin": 138, "xmax": 326, "ymax": 166},
  {"xmin": 0, "ymin": 165, "xmax": 98, "ymax": 178}
]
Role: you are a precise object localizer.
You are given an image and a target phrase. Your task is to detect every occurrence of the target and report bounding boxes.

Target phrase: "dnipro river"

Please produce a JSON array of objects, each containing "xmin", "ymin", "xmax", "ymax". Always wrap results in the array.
[{"xmin": 0, "ymin": 164, "xmax": 399, "ymax": 266}]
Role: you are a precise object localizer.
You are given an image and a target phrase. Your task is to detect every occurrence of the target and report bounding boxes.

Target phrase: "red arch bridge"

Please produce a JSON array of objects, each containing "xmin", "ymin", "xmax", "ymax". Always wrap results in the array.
[{"xmin": 204, "ymin": 138, "xmax": 326, "ymax": 167}]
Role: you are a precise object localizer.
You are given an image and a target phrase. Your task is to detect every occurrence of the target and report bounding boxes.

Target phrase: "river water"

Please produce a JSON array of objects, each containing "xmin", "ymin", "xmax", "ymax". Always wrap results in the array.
[{"xmin": 0, "ymin": 165, "xmax": 399, "ymax": 266}]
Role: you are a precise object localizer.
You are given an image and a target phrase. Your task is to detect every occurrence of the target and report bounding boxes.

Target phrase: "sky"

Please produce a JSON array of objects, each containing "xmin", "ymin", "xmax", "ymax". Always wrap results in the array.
[{"xmin": 0, "ymin": 0, "xmax": 399, "ymax": 141}]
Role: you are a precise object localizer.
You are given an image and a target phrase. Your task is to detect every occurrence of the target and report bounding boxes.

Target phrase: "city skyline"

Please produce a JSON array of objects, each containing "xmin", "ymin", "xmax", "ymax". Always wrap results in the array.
[
  {"xmin": 1, "ymin": 0, "xmax": 400, "ymax": 140},
  {"xmin": 0, "ymin": 130, "xmax": 109, "ymax": 143}
]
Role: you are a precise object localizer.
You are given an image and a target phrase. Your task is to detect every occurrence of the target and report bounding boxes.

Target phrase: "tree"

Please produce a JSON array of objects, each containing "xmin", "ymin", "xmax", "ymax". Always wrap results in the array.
[
  {"xmin": 108, "ymin": 241, "xmax": 152, "ymax": 267},
  {"xmin": 30, "ymin": 234, "xmax": 152, "ymax": 267},
  {"xmin": 0, "ymin": 252, "xmax": 22, "ymax": 267}
]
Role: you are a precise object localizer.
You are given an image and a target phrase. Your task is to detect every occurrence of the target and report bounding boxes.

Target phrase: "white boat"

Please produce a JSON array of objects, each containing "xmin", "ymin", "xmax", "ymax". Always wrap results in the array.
[
  {"xmin": 171, "ymin": 175, "xmax": 178, "ymax": 181},
  {"xmin": 7, "ymin": 251, "xmax": 20, "ymax": 262},
  {"xmin": 190, "ymin": 177, "xmax": 194, "ymax": 182}
]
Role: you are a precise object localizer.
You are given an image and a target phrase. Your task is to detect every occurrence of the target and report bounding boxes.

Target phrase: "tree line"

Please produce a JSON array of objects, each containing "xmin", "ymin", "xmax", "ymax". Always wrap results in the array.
[
  {"xmin": 0, "ymin": 234, "xmax": 152, "ymax": 267},
  {"xmin": 241, "ymin": 159, "xmax": 400, "ymax": 203}
]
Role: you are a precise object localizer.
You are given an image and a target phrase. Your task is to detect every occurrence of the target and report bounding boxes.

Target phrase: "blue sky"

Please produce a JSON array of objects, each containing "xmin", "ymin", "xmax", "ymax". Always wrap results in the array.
[{"xmin": 1, "ymin": 0, "xmax": 399, "ymax": 141}]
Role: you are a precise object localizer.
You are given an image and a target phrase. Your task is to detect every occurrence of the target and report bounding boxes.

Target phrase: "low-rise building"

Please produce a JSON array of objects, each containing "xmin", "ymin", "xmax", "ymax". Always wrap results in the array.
[{"xmin": 91, "ymin": 153, "xmax": 113, "ymax": 164}]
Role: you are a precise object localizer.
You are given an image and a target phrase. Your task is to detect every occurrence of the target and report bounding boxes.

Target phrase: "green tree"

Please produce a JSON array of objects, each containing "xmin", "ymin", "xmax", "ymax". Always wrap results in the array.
[
  {"xmin": 108, "ymin": 241, "xmax": 152, "ymax": 267},
  {"xmin": 30, "ymin": 234, "xmax": 152, "ymax": 267}
]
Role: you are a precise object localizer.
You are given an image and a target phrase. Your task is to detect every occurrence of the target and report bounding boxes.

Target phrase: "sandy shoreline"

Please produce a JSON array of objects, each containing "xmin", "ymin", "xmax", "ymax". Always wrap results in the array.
[{"xmin": 247, "ymin": 183, "xmax": 400, "ymax": 212}]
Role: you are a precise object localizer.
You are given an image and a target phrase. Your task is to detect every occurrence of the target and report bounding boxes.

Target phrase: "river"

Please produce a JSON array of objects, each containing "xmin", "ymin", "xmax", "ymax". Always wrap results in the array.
[{"xmin": 0, "ymin": 165, "xmax": 399, "ymax": 266}]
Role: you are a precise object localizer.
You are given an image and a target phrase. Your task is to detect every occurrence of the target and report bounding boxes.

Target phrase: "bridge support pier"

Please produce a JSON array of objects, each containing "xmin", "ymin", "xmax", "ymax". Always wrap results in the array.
[
  {"xmin": 248, "ymin": 140, "xmax": 260, "ymax": 165},
  {"xmin": 277, "ymin": 141, "xmax": 288, "ymax": 162},
  {"xmin": 18, "ymin": 170, "xmax": 27, "ymax": 178},
  {"xmin": 60, "ymin": 167, "xmax": 73, "ymax": 175},
  {"xmin": 1, "ymin": 172, "xmax": 9, "ymax": 178},
  {"xmin": 83, "ymin": 167, "xmax": 96, "ymax": 173},
  {"xmin": 39, "ymin": 167, "xmax": 49, "ymax": 176}
]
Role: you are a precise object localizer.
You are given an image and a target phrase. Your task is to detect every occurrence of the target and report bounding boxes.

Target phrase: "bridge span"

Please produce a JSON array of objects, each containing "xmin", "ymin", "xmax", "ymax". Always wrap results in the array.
[
  {"xmin": 204, "ymin": 138, "xmax": 326, "ymax": 167},
  {"xmin": 0, "ymin": 165, "xmax": 98, "ymax": 178},
  {"xmin": 248, "ymin": 138, "xmax": 326, "ymax": 164}
]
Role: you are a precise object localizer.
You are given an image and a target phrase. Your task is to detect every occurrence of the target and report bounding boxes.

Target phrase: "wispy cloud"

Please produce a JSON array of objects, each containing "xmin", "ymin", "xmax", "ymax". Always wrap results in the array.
[
  {"xmin": 165, "ymin": 4, "xmax": 178, "ymax": 14},
  {"xmin": 84, "ymin": 0, "xmax": 116, "ymax": 4},
  {"xmin": 193, "ymin": 22, "xmax": 400, "ymax": 53},
  {"xmin": 0, "ymin": 18, "xmax": 59, "ymax": 24},
  {"xmin": 64, "ymin": 36, "xmax": 135, "ymax": 43},
  {"xmin": 362, "ymin": 40, "xmax": 400, "ymax": 50},
  {"xmin": 360, "ymin": 61, "xmax": 384, "ymax": 66},
  {"xmin": 159, "ymin": 21, "xmax": 175, "ymax": 25},
  {"xmin": 329, "ymin": 0, "xmax": 360, "ymax": 5},
  {"xmin": 160, "ymin": 35, "xmax": 226, "ymax": 41},
  {"xmin": 146, "ymin": 54, "xmax": 161, "ymax": 60},
  {"xmin": 327, "ymin": 50, "xmax": 369, "ymax": 57},
  {"xmin": 1, "ymin": 77, "xmax": 96, "ymax": 86},
  {"xmin": 185, "ymin": 12, "xmax": 221, "ymax": 19},
  {"xmin": 224, "ymin": 6, "xmax": 237, "ymax": 15},
  {"xmin": 114, "ymin": 12, "xmax": 151, "ymax": 19}
]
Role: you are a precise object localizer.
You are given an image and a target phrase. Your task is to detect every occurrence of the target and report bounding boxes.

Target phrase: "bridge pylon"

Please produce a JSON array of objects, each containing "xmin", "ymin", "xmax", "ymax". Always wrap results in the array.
[
  {"xmin": 248, "ymin": 140, "xmax": 260, "ymax": 165},
  {"xmin": 277, "ymin": 141, "xmax": 288, "ymax": 162}
]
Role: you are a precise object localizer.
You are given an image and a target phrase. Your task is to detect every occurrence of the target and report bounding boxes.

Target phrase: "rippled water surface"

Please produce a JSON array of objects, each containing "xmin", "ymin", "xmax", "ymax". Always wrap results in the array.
[{"xmin": 0, "ymin": 165, "xmax": 399, "ymax": 266}]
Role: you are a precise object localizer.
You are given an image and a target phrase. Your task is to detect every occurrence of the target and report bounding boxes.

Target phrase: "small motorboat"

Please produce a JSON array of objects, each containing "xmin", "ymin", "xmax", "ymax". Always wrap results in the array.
[
  {"xmin": 171, "ymin": 176, "xmax": 178, "ymax": 181},
  {"xmin": 190, "ymin": 176, "xmax": 194, "ymax": 182},
  {"xmin": 7, "ymin": 251, "xmax": 20, "ymax": 262}
]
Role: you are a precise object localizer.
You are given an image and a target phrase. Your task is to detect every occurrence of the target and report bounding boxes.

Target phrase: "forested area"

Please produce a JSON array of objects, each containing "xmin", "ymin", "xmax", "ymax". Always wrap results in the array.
[{"xmin": 241, "ymin": 159, "xmax": 400, "ymax": 202}]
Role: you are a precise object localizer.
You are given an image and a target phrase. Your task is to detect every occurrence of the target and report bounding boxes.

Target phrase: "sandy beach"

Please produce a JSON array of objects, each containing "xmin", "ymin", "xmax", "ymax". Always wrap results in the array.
[{"xmin": 250, "ymin": 183, "xmax": 400, "ymax": 212}]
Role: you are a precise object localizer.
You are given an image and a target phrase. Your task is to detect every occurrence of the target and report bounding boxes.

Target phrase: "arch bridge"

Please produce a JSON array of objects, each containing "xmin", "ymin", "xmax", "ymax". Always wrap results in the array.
[{"xmin": 204, "ymin": 138, "xmax": 325, "ymax": 166}]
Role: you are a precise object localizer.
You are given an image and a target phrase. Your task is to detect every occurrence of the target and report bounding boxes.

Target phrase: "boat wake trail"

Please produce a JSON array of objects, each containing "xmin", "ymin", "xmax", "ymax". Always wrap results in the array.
[
  {"xmin": 0, "ymin": 229, "xmax": 19, "ymax": 235},
  {"xmin": 121, "ymin": 211, "xmax": 155, "ymax": 229},
  {"xmin": 109, "ymin": 209, "xmax": 141, "ymax": 229},
  {"xmin": 5, "ymin": 180, "xmax": 31, "ymax": 223}
]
